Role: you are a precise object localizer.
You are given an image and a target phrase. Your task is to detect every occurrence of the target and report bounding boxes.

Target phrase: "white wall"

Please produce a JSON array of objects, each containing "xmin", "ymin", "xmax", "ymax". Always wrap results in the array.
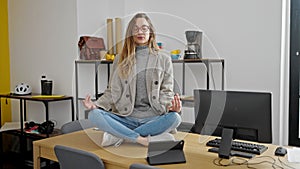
[
  {"xmin": 8, "ymin": 0, "xmax": 287, "ymax": 144},
  {"xmin": 8, "ymin": 0, "xmax": 78, "ymax": 126},
  {"xmin": 75, "ymin": 0, "xmax": 284, "ymax": 144}
]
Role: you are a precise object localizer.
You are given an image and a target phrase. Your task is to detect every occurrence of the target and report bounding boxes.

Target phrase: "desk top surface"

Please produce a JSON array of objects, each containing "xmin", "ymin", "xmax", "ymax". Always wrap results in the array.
[{"xmin": 33, "ymin": 129, "xmax": 300, "ymax": 169}]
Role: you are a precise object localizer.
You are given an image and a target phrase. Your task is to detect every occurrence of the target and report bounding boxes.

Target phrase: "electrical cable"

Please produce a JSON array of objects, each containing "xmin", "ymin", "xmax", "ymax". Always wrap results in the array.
[
  {"xmin": 245, "ymin": 156, "xmax": 279, "ymax": 169},
  {"xmin": 213, "ymin": 158, "xmax": 233, "ymax": 167},
  {"xmin": 212, "ymin": 156, "xmax": 295, "ymax": 169},
  {"xmin": 278, "ymin": 157, "xmax": 296, "ymax": 169},
  {"xmin": 213, "ymin": 158, "xmax": 248, "ymax": 167}
]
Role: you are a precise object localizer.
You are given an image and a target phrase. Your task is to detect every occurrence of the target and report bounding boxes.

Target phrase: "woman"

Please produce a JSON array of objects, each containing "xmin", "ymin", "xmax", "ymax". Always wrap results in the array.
[{"xmin": 83, "ymin": 13, "xmax": 182, "ymax": 147}]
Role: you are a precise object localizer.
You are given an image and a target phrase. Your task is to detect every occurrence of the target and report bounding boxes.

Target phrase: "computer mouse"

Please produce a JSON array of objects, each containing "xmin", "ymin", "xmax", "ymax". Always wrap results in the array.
[{"xmin": 275, "ymin": 147, "xmax": 287, "ymax": 156}]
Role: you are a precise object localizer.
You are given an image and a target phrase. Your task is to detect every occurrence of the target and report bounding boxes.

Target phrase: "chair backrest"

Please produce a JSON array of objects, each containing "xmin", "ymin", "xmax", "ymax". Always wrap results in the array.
[
  {"xmin": 54, "ymin": 145, "xmax": 105, "ymax": 169},
  {"xmin": 61, "ymin": 119, "xmax": 95, "ymax": 134},
  {"xmin": 129, "ymin": 163, "xmax": 162, "ymax": 169}
]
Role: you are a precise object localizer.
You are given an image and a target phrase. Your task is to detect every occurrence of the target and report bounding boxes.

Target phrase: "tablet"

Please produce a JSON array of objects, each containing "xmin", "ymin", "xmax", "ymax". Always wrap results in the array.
[{"xmin": 146, "ymin": 140, "xmax": 186, "ymax": 165}]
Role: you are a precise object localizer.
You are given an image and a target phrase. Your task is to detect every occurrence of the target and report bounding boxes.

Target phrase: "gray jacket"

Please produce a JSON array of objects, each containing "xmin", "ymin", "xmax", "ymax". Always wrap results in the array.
[{"xmin": 95, "ymin": 51, "xmax": 174, "ymax": 116}]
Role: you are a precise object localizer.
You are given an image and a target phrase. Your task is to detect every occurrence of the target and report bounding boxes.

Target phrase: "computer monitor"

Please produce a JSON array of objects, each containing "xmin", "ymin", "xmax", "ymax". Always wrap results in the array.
[{"xmin": 191, "ymin": 89, "xmax": 272, "ymax": 143}]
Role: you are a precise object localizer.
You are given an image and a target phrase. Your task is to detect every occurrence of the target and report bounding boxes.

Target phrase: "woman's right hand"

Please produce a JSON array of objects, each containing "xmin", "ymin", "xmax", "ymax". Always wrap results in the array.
[{"xmin": 82, "ymin": 94, "xmax": 97, "ymax": 110}]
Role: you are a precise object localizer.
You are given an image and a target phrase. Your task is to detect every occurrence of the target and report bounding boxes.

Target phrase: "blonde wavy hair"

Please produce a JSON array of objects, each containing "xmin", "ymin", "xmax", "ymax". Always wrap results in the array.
[{"xmin": 118, "ymin": 13, "xmax": 159, "ymax": 78}]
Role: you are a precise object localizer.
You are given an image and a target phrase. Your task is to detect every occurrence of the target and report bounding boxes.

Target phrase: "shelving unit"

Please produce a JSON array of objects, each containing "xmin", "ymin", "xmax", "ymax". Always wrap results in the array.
[
  {"xmin": 172, "ymin": 58, "xmax": 224, "ymax": 105},
  {"xmin": 75, "ymin": 59, "xmax": 113, "ymax": 120},
  {"xmin": 74, "ymin": 58, "xmax": 224, "ymax": 118},
  {"xmin": 0, "ymin": 93, "xmax": 74, "ymax": 168},
  {"xmin": 172, "ymin": 59, "xmax": 225, "ymax": 132}
]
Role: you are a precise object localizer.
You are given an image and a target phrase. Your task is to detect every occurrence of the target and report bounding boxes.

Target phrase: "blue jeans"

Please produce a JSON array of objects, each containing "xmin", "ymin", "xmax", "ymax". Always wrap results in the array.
[{"xmin": 88, "ymin": 109, "xmax": 182, "ymax": 142}]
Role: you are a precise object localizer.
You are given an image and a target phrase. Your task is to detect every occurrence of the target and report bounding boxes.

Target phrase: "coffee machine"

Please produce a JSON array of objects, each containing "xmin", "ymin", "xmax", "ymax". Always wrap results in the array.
[{"xmin": 184, "ymin": 30, "xmax": 202, "ymax": 59}]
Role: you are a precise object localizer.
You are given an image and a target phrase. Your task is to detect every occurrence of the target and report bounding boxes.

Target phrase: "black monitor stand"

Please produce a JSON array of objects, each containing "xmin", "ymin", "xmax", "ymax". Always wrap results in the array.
[{"xmin": 218, "ymin": 128, "xmax": 234, "ymax": 159}]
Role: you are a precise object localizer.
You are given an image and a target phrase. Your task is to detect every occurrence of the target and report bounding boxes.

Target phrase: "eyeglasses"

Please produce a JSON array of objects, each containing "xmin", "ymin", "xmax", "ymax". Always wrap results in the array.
[{"xmin": 133, "ymin": 25, "xmax": 150, "ymax": 33}]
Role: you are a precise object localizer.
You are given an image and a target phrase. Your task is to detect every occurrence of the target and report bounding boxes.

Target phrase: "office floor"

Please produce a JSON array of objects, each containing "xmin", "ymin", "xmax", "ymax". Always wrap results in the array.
[
  {"xmin": 1, "ymin": 133, "xmax": 59, "ymax": 169},
  {"xmin": 2, "ymin": 153, "xmax": 60, "ymax": 169},
  {"xmin": 2, "ymin": 152, "xmax": 32, "ymax": 169}
]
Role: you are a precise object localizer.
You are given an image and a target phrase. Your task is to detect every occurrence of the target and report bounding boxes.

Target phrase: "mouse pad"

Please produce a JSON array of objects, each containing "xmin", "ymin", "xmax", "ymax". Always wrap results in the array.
[{"xmin": 146, "ymin": 140, "xmax": 186, "ymax": 165}]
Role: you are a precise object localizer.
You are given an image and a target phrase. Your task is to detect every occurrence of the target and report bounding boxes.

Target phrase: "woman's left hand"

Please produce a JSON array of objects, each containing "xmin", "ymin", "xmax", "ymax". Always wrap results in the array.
[{"xmin": 168, "ymin": 93, "xmax": 182, "ymax": 112}]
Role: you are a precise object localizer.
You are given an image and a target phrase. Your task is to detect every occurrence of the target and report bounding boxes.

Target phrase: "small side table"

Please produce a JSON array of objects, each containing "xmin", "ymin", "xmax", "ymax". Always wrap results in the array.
[{"xmin": 0, "ymin": 93, "xmax": 74, "ymax": 168}]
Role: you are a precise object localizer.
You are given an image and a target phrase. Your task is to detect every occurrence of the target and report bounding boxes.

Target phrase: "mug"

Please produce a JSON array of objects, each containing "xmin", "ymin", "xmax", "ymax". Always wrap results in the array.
[{"xmin": 42, "ymin": 81, "xmax": 53, "ymax": 95}]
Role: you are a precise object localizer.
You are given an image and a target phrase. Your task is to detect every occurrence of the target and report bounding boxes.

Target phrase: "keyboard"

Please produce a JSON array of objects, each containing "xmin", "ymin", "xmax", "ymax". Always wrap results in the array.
[
  {"xmin": 208, "ymin": 147, "xmax": 255, "ymax": 158},
  {"xmin": 206, "ymin": 138, "xmax": 268, "ymax": 155}
]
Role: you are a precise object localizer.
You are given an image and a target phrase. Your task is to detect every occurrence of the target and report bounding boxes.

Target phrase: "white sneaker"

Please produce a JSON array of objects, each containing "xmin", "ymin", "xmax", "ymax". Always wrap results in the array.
[
  {"xmin": 101, "ymin": 132, "xmax": 123, "ymax": 147},
  {"xmin": 149, "ymin": 133, "xmax": 175, "ymax": 142},
  {"xmin": 169, "ymin": 128, "xmax": 177, "ymax": 134}
]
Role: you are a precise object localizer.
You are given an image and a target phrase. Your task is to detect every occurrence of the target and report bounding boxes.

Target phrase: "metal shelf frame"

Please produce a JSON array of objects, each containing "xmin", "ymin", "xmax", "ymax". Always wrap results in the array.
[{"xmin": 74, "ymin": 58, "xmax": 224, "ymax": 118}]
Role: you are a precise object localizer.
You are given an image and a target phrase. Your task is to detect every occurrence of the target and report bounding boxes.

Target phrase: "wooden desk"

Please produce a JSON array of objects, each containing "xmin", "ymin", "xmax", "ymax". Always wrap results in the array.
[{"xmin": 33, "ymin": 129, "xmax": 299, "ymax": 169}]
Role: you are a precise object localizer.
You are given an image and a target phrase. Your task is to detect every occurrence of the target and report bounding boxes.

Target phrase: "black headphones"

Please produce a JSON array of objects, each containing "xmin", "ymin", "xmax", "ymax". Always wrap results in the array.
[{"xmin": 38, "ymin": 121, "xmax": 55, "ymax": 134}]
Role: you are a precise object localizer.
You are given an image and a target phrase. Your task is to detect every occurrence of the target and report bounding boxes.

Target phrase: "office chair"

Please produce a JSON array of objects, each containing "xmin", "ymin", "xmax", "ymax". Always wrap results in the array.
[
  {"xmin": 61, "ymin": 119, "xmax": 95, "ymax": 134},
  {"xmin": 54, "ymin": 145, "xmax": 105, "ymax": 169},
  {"xmin": 129, "ymin": 163, "xmax": 162, "ymax": 169}
]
